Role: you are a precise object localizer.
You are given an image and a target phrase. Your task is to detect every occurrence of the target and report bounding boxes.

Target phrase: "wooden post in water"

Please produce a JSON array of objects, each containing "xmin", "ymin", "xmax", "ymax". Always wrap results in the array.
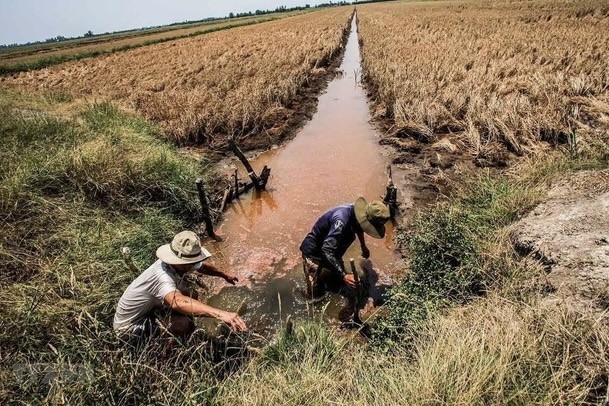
[
  {"xmin": 195, "ymin": 178, "xmax": 222, "ymax": 241},
  {"xmin": 383, "ymin": 164, "xmax": 398, "ymax": 217},
  {"xmin": 260, "ymin": 165, "xmax": 271, "ymax": 188},
  {"xmin": 350, "ymin": 258, "xmax": 363, "ymax": 325},
  {"xmin": 233, "ymin": 169, "xmax": 240, "ymax": 199},
  {"xmin": 220, "ymin": 188, "xmax": 230, "ymax": 213},
  {"xmin": 229, "ymin": 138, "xmax": 262, "ymax": 190},
  {"xmin": 302, "ymin": 258, "xmax": 313, "ymax": 299}
]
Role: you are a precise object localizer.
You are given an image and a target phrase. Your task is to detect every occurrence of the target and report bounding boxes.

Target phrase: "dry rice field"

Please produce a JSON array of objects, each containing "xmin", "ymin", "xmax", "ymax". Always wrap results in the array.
[
  {"xmin": 358, "ymin": 0, "xmax": 609, "ymax": 163},
  {"xmin": 2, "ymin": 8, "xmax": 352, "ymax": 147},
  {"xmin": 0, "ymin": 15, "xmax": 285, "ymax": 67}
]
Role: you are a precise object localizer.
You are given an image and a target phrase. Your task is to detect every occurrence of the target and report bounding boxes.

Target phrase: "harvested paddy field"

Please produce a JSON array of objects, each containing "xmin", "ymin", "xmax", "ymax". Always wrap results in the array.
[
  {"xmin": 3, "ymin": 8, "xmax": 352, "ymax": 148},
  {"xmin": 357, "ymin": 0, "xmax": 609, "ymax": 167},
  {"xmin": 3, "ymin": 1, "xmax": 609, "ymax": 404},
  {"xmin": 0, "ymin": 14, "xmax": 291, "ymax": 74}
]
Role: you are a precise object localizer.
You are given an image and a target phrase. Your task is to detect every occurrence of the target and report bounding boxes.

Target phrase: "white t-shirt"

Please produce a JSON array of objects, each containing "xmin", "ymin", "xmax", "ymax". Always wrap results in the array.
[{"xmin": 113, "ymin": 259, "xmax": 183, "ymax": 332}]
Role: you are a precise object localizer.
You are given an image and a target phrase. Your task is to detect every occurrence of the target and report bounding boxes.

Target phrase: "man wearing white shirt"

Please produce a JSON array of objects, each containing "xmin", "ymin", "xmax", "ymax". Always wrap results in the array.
[{"xmin": 113, "ymin": 231, "xmax": 246, "ymax": 338}]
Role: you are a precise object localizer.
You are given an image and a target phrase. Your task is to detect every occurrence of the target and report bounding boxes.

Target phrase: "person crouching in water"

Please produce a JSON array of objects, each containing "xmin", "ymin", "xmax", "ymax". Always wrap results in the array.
[
  {"xmin": 113, "ymin": 231, "xmax": 246, "ymax": 340},
  {"xmin": 299, "ymin": 197, "xmax": 390, "ymax": 309}
]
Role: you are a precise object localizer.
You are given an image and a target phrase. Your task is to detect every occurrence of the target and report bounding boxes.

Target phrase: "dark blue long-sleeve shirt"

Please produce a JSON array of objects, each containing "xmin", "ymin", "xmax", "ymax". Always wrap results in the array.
[{"xmin": 299, "ymin": 204, "xmax": 358, "ymax": 277}]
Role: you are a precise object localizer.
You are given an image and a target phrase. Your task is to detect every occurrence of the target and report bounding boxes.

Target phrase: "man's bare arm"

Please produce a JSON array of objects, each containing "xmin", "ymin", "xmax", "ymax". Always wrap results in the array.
[
  {"xmin": 164, "ymin": 290, "xmax": 246, "ymax": 332},
  {"xmin": 200, "ymin": 263, "xmax": 239, "ymax": 284}
]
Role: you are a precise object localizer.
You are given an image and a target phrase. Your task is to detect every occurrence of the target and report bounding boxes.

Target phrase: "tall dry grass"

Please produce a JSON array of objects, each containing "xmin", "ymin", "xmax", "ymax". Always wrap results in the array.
[
  {"xmin": 357, "ymin": 0, "xmax": 609, "ymax": 161},
  {"xmin": 215, "ymin": 298, "xmax": 609, "ymax": 405},
  {"xmin": 2, "ymin": 8, "xmax": 353, "ymax": 146}
]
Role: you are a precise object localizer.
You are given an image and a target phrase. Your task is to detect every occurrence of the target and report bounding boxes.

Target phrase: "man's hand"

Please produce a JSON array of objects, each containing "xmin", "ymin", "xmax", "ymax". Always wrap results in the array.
[
  {"xmin": 218, "ymin": 311, "xmax": 247, "ymax": 332},
  {"xmin": 361, "ymin": 245, "xmax": 370, "ymax": 259},
  {"xmin": 343, "ymin": 274, "xmax": 358, "ymax": 289},
  {"xmin": 223, "ymin": 273, "xmax": 239, "ymax": 285}
]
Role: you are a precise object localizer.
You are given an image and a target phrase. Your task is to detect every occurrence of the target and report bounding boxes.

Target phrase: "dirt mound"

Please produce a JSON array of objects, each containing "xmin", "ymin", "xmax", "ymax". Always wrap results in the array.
[{"xmin": 511, "ymin": 169, "xmax": 609, "ymax": 309}]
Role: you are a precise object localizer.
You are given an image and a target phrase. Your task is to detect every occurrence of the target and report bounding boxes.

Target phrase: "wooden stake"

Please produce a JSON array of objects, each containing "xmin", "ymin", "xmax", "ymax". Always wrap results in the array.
[
  {"xmin": 302, "ymin": 257, "xmax": 313, "ymax": 299},
  {"xmin": 229, "ymin": 138, "xmax": 261, "ymax": 190},
  {"xmin": 285, "ymin": 315, "xmax": 294, "ymax": 337},
  {"xmin": 233, "ymin": 169, "xmax": 239, "ymax": 199},
  {"xmin": 219, "ymin": 187, "xmax": 230, "ymax": 213},
  {"xmin": 195, "ymin": 178, "xmax": 222, "ymax": 241},
  {"xmin": 383, "ymin": 164, "xmax": 398, "ymax": 217},
  {"xmin": 260, "ymin": 165, "xmax": 271, "ymax": 188},
  {"xmin": 350, "ymin": 258, "xmax": 362, "ymax": 325}
]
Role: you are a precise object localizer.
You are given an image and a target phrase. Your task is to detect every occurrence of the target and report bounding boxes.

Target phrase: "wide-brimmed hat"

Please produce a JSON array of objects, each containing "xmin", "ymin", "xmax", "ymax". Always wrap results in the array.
[
  {"xmin": 354, "ymin": 197, "xmax": 390, "ymax": 239},
  {"xmin": 156, "ymin": 231, "xmax": 211, "ymax": 265}
]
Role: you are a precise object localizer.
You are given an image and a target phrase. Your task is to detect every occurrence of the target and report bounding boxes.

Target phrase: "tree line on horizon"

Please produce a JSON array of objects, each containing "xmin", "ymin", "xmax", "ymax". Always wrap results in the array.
[{"xmin": 0, "ymin": 0, "xmax": 394, "ymax": 50}]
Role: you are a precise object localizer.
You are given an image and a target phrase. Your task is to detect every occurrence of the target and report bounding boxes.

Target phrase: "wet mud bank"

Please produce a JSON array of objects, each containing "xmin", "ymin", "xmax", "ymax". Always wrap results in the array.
[
  {"xmin": 188, "ymin": 11, "xmax": 356, "ymax": 160},
  {"xmin": 187, "ymin": 11, "xmax": 356, "ymax": 215}
]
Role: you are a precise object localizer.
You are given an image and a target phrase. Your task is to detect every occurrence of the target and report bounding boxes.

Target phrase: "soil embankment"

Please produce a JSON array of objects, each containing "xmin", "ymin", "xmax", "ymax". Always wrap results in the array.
[{"xmin": 512, "ymin": 169, "xmax": 609, "ymax": 309}]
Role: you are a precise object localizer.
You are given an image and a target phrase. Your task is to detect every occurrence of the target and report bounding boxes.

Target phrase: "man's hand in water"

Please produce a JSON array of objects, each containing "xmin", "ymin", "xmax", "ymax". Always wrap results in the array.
[
  {"xmin": 223, "ymin": 273, "xmax": 239, "ymax": 285},
  {"xmin": 218, "ymin": 311, "xmax": 247, "ymax": 332},
  {"xmin": 344, "ymin": 274, "xmax": 358, "ymax": 289},
  {"xmin": 361, "ymin": 245, "xmax": 370, "ymax": 259}
]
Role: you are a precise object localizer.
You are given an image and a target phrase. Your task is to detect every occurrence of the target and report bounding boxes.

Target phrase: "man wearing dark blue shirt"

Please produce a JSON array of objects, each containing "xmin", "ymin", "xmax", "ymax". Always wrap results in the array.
[{"xmin": 300, "ymin": 197, "xmax": 390, "ymax": 294}]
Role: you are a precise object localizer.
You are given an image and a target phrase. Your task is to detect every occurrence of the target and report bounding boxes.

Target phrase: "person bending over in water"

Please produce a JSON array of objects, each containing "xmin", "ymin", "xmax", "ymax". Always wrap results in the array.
[
  {"xmin": 113, "ymin": 231, "xmax": 246, "ymax": 340},
  {"xmin": 299, "ymin": 197, "xmax": 390, "ymax": 296}
]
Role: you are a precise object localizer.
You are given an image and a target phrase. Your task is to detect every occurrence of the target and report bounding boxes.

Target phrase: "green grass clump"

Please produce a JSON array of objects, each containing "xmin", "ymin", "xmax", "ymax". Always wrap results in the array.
[
  {"xmin": 214, "ymin": 298, "xmax": 609, "ymax": 405},
  {"xmin": 0, "ymin": 96, "xmax": 208, "ymax": 283},
  {"xmin": 371, "ymin": 135, "xmax": 609, "ymax": 348},
  {"xmin": 371, "ymin": 174, "xmax": 539, "ymax": 348},
  {"xmin": 261, "ymin": 321, "xmax": 343, "ymax": 367},
  {"xmin": 0, "ymin": 91, "xmax": 222, "ymax": 404},
  {"xmin": 216, "ymin": 322, "xmax": 347, "ymax": 405}
]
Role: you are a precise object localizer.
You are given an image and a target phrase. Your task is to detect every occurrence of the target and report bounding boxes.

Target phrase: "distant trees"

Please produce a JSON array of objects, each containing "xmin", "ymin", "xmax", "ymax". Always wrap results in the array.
[
  {"xmin": 0, "ymin": 30, "xmax": 96, "ymax": 49},
  {"xmin": 0, "ymin": 1, "xmax": 366, "ymax": 50},
  {"xmin": 352, "ymin": 0, "xmax": 394, "ymax": 4},
  {"xmin": 46, "ymin": 35, "xmax": 66, "ymax": 43},
  {"xmin": 228, "ymin": 3, "xmax": 333, "ymax": 19},
  {"xmin": 315, "ymin": 1, "xmax": 349, "ymax": 7}
]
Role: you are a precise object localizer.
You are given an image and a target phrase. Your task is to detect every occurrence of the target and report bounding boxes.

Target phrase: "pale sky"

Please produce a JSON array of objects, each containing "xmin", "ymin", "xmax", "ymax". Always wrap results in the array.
[{"xmin": 0, "ymin": 0, "xmax": 326, "ymax": 46}]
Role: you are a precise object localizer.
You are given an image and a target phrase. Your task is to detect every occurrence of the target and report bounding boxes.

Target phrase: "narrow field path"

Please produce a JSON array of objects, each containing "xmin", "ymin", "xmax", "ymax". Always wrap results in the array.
[{"xmin": 203, "ymin": 15, "xmax": 407, "ymax": 334}]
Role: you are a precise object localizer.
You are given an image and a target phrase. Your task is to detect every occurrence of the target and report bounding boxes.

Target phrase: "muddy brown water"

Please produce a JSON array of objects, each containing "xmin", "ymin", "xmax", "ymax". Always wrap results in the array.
[{"xmin": 201, "ymin": 17, "xmax": 406, "ymax": 336}]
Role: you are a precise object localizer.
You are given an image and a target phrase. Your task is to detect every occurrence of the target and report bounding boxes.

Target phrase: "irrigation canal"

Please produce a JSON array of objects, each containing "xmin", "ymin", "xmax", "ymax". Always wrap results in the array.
[{"xmin": 202, "ymin": 15, "xmax": 406, "ymax": 335}]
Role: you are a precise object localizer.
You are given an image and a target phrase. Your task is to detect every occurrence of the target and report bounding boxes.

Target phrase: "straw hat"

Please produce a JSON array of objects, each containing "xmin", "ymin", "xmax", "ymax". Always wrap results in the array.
[
  {"xmin": 156, "ymin": 231, "xmax": 211, "ymax": 265},
  {"xmin": 354, "ymin": 197, "xmax": 390, "ymax": 239}
]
